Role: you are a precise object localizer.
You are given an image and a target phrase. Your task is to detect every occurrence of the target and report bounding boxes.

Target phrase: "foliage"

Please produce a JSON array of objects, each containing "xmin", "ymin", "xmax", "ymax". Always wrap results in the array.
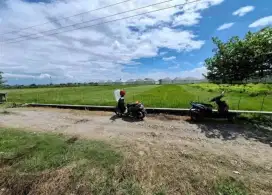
[
  {"xmin": 0, "ymin": 71, "xmax": 5, "ymax": 86},
  {"xmin": 205, "ymin": 27, "xmax": 272, "ymax": 83}
]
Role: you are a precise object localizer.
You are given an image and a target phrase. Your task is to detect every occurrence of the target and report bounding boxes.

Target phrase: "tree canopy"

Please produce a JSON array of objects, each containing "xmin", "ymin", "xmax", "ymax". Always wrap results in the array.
[
  {"xmin": 204, "ymin": 27, "xmax": 272, "ymax": 83},
  {"xmin": 0, "ymin": 72, "xmax": 5, "ymax": 86}
]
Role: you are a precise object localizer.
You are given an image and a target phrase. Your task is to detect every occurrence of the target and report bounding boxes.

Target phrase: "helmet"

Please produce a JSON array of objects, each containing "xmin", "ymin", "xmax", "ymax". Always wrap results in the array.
[{"xmin": 120, "ymin": 90, "xmax": 126, "ymax": 96}]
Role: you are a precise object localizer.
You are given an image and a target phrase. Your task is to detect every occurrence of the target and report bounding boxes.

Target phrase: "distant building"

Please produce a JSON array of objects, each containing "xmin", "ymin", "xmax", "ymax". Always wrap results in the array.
[
  {"xmin": 172, "ymin": 77, "xmax": 206, "ymax": 84},
  {"xmin": 114, "ymin": 79, "xmax": 123, "ymax": 85},
  {"xmin": 98, "ymin": 80, "xmax": 106, "ymax": 85},
  {"xmin": 159, "ymin": 77, "xmax": 172, "ymax": 84},
  {"xmin": 105, "ymin": 80, "xmax": 113, "ymax": 85},
  {"xmin": 126, "ymin": 79, "xmax": 136, "ymax": 85},
  {"xmin": 135, "ymin": 79, "xmax": 145, "ymax": 85},
  {"xmin": 143, "ymin": 78, "xmax": 156, "ymax": 85},
  {"xmin": 172, "ymin": 77, "xmax": 184, "ymax": 84}
]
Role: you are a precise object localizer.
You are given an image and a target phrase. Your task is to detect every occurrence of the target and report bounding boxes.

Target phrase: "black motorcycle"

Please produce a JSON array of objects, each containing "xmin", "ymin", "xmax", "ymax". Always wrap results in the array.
[
  {"xmin": 115, "ymin": 101, "xmax": 147, "ymax": 120},
  {"xmin": 189, "ymin": 92, "xmax": 235, "ymax": 122}
]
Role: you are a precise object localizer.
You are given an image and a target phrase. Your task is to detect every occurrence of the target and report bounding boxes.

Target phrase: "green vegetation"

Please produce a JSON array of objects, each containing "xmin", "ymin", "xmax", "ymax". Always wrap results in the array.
[
  {"xmin": 0, "ymin": 128, "xmax": 138, "ymax": 195},
  {"xmin": 0, "ymin": 71, "xmax": 5, "ymax": 86},
  {"xmin": 2, "ymin": 83, "xmax": 272, "ymax": 111},
  {"xmin": 0, "ymin": 128, "xmax": 122, "ymax": 172},
  {"xmin": 205, "ymin": 27, "xmax": 272, "ymax": 83},
  {"xmin": 189, "ymin": 83, "xmax": 271, "ymax": 95},
  {"xmin": 214, "ymin": 178, "xmax": 247, "ymax": 195},
  {"xmin": 0, "ymin": 128, "xmax": 258, "ymax": 195}
]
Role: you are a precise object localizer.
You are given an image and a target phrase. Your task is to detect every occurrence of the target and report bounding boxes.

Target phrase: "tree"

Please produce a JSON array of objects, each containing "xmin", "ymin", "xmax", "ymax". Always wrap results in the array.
[
  {"xmin": 0, "ymin": 71, "xmax": 5, "ymax": 86},
  {"xmin": 204, "ymin": 27, "xmax": 272, "ymax": 83}
]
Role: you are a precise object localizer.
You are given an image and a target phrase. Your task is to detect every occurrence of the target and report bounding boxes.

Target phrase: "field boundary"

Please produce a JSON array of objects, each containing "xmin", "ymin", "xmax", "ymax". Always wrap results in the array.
[{"xmin": 26, "ymin": 103, "xmax": 272, "ymax": 116}]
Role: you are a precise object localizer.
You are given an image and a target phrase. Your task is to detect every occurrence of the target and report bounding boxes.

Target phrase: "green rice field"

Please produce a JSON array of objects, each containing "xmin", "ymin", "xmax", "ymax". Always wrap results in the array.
[{"xmin": 1, "ymin": 83, "xmax": 272, "ymax": 111}]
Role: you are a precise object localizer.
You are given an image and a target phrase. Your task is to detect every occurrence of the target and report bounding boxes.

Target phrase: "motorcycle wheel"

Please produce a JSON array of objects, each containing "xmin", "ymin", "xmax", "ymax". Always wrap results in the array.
[
  {"xmin": 137, "ymin": 111, "xmax": 145, "ymax": 120},
  {"xmin": 190, "ymin": 113, "xmax": 198, "ymax": 121},
  {"xmin": 190, "ymin": 111, "xmax": 199, "ymax": 121},
  {"xmin": 227, "ymin": 114, "xmax": 235, "ymax": 123}
]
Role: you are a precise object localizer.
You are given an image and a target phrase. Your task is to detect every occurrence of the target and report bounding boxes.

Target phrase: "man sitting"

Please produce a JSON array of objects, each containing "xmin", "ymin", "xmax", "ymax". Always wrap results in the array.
[{"xmin": 118, "ymin": 90, "xmax": 126, "ymax": 114}]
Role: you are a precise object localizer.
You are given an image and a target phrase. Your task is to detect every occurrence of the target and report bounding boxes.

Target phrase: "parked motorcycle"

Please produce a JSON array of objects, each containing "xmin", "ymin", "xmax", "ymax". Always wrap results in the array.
[
  {"xmin": 189, "ymin": 92, "xmax": 235, "ymax": 122},
  {"xmin": 113, "ymin": 89, "xmax": 147, "ymax": 120},
  {"xmin": 115, "ymin": 101, "xmax": 147, "ymax": 120}
]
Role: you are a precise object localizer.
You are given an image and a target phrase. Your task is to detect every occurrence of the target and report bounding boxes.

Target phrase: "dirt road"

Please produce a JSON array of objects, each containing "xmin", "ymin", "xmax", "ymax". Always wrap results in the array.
[{"xmin": 0, "ymin": 108, "xmax": 271, "ymax": 166}]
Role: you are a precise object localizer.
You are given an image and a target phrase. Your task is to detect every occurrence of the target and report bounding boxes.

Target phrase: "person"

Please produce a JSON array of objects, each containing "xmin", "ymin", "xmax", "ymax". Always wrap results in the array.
[{"xmin": 118, "ymin": 90, "xmax": 126, "ymax": 114}]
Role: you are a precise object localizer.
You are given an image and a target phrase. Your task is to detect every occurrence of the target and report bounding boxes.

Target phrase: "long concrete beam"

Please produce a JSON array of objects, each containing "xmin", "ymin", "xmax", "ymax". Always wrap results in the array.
[{"xmin": 26, "ymin": 103, "xmax": 272, "ymax": 115}]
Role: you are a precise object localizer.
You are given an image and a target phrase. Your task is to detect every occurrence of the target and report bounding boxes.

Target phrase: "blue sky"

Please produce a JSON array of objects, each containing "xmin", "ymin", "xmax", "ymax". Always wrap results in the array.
[{"xmin": 0, "ymin": 0, "xmax": 272, "ymax": 85}]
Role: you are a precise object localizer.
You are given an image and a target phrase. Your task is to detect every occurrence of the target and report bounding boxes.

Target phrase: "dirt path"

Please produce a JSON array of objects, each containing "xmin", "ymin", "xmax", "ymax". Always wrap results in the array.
[{"xmin": 0, "ymin": 108, "xmax": 271, "ymax": 167}]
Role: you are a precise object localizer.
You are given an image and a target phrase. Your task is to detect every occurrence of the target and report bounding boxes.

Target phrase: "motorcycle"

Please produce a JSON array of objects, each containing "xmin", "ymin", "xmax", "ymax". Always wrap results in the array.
[
  {"xmin": 189, "ymin": 92, "xmax": 235, "ymax": 122},
  {"xmin": 113, "ymin": 89, "xmax": 147, "ymax": 120}
]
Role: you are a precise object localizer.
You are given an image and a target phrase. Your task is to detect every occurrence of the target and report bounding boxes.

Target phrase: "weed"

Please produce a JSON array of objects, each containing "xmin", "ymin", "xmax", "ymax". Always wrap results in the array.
[{"xmin": 213, "ymin": 177, "xmax": 248, "ymax": 195}]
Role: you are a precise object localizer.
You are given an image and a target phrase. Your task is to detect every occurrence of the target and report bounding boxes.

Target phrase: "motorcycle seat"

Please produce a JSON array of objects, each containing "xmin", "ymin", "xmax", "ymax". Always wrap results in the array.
[
  {"xmin": 127, "ymin": 103, "xmax": 138, "ymax": 107},
  {"xmin": 192, "ymin": 102, "xmax": 212, "ymax": 108},
  {"xmin": 201, "ymin": 103, "xmax": 213, "ymax": 107}
]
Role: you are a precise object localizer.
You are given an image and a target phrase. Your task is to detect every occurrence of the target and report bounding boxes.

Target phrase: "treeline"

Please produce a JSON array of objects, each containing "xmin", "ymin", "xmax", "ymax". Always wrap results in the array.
[{"xmin": 205, "ymin": 27, "xmax": 272, "ymax": 83}]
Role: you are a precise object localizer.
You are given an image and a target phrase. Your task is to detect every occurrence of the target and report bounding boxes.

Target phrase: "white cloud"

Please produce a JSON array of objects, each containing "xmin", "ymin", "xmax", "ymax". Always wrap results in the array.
[
  {"xmin": 142, "ymin": 27, "xmax": 205, "ymax": 52},
  {"xmin": 39, "ymin": 73, "xmax": 51, "ymax": 79},
  {"xmin": 233, "ymin": 6, "xmax": 255, "ymax": 17},
  {"xmin": 173, "ymin": 11, "xmax": 202, "ymax": 27},
  {"xmin": 168, "ymin": 64, "xmax": 180, "ymax": 69},
  {"xmin": 0, "ymin": 0, "xmax": 224, "ymax": 83},
  {"xmin": 172, "ymin": 0, "xmax": 224, "ymax": 27},
  {"xmin": 159, "ymin": 51, "xmax": 167, "ymax": 56},
  {"xmin": 3, "ymin": 73, "xmax": 52, "ymax": 79},
  {"xmin": 141, "ymin": 66, "xmax": 207, "ymax": 80},
  {"xmin": 162, "ymin": 56, "xmax": 176, "ymax": 61},
  {"xmin": 249, "ymin": 15, "xmax": 272, "ymax": 28},
  {"xmin": 217, "ymin": 22, "xmax": 234, "ymax": 31},
  {"xmin": 197, "ymin": 62, "xmax": 204, "ymax": 66}
]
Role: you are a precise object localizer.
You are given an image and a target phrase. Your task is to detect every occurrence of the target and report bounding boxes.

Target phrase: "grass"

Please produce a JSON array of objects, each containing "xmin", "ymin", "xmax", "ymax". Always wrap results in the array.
[
  {"xmin": 189, "ymin": 83, "xmax": 272, "ymax": 95},
  {"xmin": 0, "ymin": 128, "xmax": 122, "ymax": 172},
  {"xmin": 0, "ymin": 128, "xmax": 131, "ymax": 194},
  {"xmin": 213, "ymin": 178, "xmax": 247, "ymax": 195},
  {"xmin": 1, "ymin": 83, "xmax": 271, "ymax": 111},
  {"xmin": 1, "ymin": 128, "xmax": 270, "ymax": 194}
]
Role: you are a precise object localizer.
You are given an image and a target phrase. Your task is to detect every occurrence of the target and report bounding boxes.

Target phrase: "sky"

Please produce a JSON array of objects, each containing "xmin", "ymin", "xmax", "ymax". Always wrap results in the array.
[{"xmin": 0, "ymin": 0, "xmax": 272, "ymax": 85}]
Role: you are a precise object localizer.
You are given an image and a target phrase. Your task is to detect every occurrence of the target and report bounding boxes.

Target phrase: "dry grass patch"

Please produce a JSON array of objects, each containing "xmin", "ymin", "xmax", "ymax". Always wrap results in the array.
[{"xmin": 1, "ymin": 128, "xmax": 271, "ymax": 195}]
